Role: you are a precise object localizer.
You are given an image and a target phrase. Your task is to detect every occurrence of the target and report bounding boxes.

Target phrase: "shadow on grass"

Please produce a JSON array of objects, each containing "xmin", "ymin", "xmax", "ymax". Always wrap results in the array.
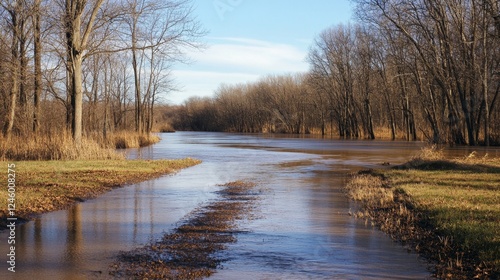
[
  {"xmin": 395, "ymin": 159, "xmax": 500, "ymax": 173},
  {"xmin": 348, "ymin": 164, "xmax": 500, "ymax": 279},
  {"xmin": 418, "ymin": 205, "xmax": 500, "ymax": 278}
]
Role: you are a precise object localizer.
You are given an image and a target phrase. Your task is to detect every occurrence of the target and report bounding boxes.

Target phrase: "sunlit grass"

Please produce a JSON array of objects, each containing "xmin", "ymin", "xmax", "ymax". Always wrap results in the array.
[
  {"xmin": 345, "ymin": 174, "xmax": 394, "ymax": 208},
  {"xmin": 346, "ymin": 147, "xmax": 500, "ymax": 278},
  {"xmin": 388, "ymin": 168, "xmax": 500, "ymax": 274}
]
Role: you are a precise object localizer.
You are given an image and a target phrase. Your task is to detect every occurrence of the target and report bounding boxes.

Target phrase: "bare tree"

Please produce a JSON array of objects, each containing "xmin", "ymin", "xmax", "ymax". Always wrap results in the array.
[
  {"xmin": 122, "ymin": 0, "xmax": 205, "ymax": 133},
  {"xmin": 354, "ymin": 0, "xmax": 499, "ymax": 145},
  {"xmin": 33, "ymin": 0, "xmax": 42, "ymax": 132},
  {"xmin": 64, "ymin": 0, "xmax": 104, "ymax": 144},
  {"xmin": 0, "ymin": 0, "xmax": 207, "ymax": 147},
  {"xmin": 309, "ymin": 24, "xmax": 362, "ymax": 139},
  {"xmin": 1, "ymin": 0, "xmax": 23, "ymax": 140},
  {"xmin": 353, "ymin": 25, "xmax": 376, "ymax": 139}
]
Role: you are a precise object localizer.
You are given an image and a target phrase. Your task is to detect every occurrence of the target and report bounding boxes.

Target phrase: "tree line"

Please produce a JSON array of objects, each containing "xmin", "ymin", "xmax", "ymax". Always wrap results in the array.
[
  {"xmin": 174, "ymin": 0, "xmax": 500, "ymax": 145},
  {"xmin": 0, "ymin": 0, "xmax": 204, "ymax": 145}
]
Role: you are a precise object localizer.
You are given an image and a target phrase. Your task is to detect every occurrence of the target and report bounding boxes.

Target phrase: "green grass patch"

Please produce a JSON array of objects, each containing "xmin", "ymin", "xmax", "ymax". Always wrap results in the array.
[
  {"xmin": 346, "ymin": 152, "xmax": 500, "ymax": 279},
  {"xmin": 0, "ymin": 158, "xmax": 201, "ymax": 227},
  {"xmin": 389, "ymin": 163, "xmax": 500, "ymax": 278}
]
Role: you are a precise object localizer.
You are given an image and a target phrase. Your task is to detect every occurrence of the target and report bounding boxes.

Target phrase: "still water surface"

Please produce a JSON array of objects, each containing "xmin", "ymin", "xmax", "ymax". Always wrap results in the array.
[{"xmin": 4, "ymin": 132, "xmax": 496, "ymax": 279}]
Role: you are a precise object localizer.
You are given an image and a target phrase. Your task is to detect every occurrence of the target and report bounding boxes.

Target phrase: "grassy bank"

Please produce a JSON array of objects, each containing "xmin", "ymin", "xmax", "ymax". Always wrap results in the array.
[
  {"xmin": 346, "ymin": 148, "xmax": 500, "ymax": 279},
  {"xmin": 0, "ymin": 158, "xmax": 201, "ymax": 228}
]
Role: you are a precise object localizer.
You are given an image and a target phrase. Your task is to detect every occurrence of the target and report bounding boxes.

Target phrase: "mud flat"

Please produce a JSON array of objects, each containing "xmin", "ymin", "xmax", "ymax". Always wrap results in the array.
[{"xmin": 110, "ymin": 180, "xmax": 260, "ymax": 279}]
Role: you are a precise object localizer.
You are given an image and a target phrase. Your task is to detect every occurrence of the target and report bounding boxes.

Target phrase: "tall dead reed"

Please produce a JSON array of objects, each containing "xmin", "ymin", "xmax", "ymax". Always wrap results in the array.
[
  {"xmin": 106, "ymin": 131, "xmax": 161, "ymax": 149},
  {"xmin": 0, "ymin": 131, "xmax": 161, "ymax": 161},
  {"xmin": 0, "ymin": 132, "xmax": 124, "ymax": 161}
]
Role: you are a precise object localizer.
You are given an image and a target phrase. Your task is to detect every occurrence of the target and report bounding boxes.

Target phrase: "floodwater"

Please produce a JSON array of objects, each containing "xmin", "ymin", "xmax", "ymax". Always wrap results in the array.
[{"xmin": 2, "ymin": 132, "xmax": 497, "ymax": 279}]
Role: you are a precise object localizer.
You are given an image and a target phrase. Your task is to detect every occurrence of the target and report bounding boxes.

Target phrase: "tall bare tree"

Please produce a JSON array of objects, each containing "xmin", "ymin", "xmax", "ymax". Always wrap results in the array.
[
  {"xmin": 354, "ymin": 0, "xmax": 499, "ymax": 145},
  {"xmin": 122, "ymin": 0, "xmax": 205, "ymax": 133},
  {"xmin": 33, "ymin": 0, "xmax": 42, "ymax": 132},
  {"xmin": 64, "ymin": 0, "xmax": 104, "ymax": 144},
  {"xmin": 1, "ymin": 0, "xmax": 23, "ymax": 140},
  {"xmin": 309, "ymin": 24, "xmax": 362, "ymax": 139}
]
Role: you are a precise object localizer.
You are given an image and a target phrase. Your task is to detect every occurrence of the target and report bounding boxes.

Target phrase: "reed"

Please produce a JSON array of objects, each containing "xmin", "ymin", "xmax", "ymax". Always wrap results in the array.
[
  {"xmin": 345, "ymin": 174, "xmax": 394, "ymax": 209},
  {"xmin": 0, "ymin": 132, "xmax": 123, "ymax": 161},
  {"xmin": 0, "ymin": 131, "xmax": 162, "ymax": 160},
  {"xmin": 107, "ymin": 131, "xmax": 161, "ymax": 149},
  {"xmin": 156, "ymin": 123, "xmax": 176, "ymax": 133}
]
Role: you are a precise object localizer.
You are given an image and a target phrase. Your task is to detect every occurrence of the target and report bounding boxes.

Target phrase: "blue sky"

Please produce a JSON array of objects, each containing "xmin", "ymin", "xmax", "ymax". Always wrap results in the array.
[{"xmin": 168, "ymin": 0, "xmax": 354, "ymax": 104}]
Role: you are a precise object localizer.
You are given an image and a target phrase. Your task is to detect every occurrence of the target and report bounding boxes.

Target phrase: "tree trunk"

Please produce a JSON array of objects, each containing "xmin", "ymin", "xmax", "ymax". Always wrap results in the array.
[
  {"xmin": 132, "ymin": 48, "xmax": 142, "ymax": 133},
  {"xmin": 65, "ymin": 0, "xmax": 104, "ymax": 144},
  {"xmin": 382, "ymin": 85, "xmax": 396, "ymax": 140},
  {"xmin": 72, "ymin": 55, "xmax": 83, "ymax": 145},
  {"xmin": 4, "ymin": 77, "xmax": 18, "ymax": 140},
  {"xmin": 33, "ymin": 0, "xmax": 42, "ymax": 133},
  {"xmin": 67, "ymin": 4, "xmax": 83, "ymax": 145},
  {"xmin": 66, "ymin": 74, "xmax": 73, "ymax": 131},
  {"xmin": 19, "ymin": 17, "xmax": 27, "ymax": 108},
  {"xmin": 365, "ymin": 98, "xmax": 375, "ymax": 139},
  {"xmin": 483, "ymin": 3, "xmax": 490, "ymax": 146},
  {"xmin": 3, "ymin": 6, "xmax": 20, "ymax": 140}
]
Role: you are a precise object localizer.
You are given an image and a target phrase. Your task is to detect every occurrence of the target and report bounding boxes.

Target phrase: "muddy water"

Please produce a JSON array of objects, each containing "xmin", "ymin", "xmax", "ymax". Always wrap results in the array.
[{"xmin": 3, "ymin": 132, "xmax": 497, "ymax": 279}]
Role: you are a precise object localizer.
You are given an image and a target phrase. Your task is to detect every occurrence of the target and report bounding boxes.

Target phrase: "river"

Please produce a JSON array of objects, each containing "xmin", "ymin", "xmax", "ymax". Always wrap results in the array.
[{"xmin": 3, "ymin": 132, "xmax": 496, "ymax": 279}]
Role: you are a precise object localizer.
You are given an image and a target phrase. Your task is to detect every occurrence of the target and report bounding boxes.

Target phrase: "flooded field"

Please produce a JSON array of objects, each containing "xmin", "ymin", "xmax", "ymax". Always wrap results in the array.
[{"xmin": 3, "ymin": 132, "xmax": 497, "ymax": 279}]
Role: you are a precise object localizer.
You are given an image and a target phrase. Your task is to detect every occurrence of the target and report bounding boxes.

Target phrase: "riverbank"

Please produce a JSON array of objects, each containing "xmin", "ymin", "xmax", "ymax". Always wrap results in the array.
[
  {"xmin": 0, "ymin": 158, "xmax": 201, "ymax": 229},
  {"xmin": 346, "ymin": 149, "xmax": 500, "ymax": 279}
]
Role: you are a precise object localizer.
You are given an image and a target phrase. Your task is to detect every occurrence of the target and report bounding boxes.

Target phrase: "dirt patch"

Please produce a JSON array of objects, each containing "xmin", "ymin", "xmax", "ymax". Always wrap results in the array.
[{"xmin": 109, "ymin": 180, "xmax": 260, "ymax": 279}]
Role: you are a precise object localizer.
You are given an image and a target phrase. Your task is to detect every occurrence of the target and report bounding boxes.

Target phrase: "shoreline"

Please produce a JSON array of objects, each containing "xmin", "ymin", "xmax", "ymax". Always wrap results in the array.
[
  {"xmin": 0, "ymin": 158, "xmax": 201, "ymax": 229},
  {"xmin": 345, "ymin": 156, "xmax": 500, "ymax": 279}
]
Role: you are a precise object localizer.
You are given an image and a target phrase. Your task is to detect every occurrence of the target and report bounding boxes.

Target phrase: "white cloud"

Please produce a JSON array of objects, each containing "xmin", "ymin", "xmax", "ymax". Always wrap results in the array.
[
  {"xmin": 174, "ymin": 69, "xmax": 260, "ymax": 81},
  {"xmin": 188, "ymin": 37, "xmax": 309, "ymax": 73},
  {"xmin": 169, "ymin": 37, "xmax": 309, "ymax": 104}
]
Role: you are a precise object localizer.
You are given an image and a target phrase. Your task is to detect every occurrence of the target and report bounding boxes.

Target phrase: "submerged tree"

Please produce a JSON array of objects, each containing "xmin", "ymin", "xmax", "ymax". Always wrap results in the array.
[{"xmin": 353, "ymin": 0, "xmax": 500, "ymax": 145}]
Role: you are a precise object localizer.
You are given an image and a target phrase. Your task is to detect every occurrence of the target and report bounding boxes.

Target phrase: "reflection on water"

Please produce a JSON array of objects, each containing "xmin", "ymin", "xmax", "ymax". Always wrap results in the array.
[
  {"xmin": 2, "ymin": 132, "xmax": 498, "ymax": 279},
  {"xmin": 0, "ymin": 165, "xmax": 219, "ymax": 279}
]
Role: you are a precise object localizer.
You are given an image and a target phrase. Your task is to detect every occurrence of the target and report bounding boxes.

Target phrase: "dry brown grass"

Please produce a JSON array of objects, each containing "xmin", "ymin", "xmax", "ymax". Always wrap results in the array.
[
  {"xmin": 155, "ymin": 123, "xmax": 176, "ymax": 133},
  {"xmin": 0, "ymin": 131, "xmax": 162, "ymax": 160},
  {"xmin": 371, "ymin": 126, "xmax": 422, "ymax": 141},
  {"xmin": 0, "ymin": 132, "xmax": 124, "ymax": 161},
  {"xmin": 410, "ymin": 144, "xmax": 497, "ymax": 165},
  {"xmin": 345, "ymin": 174, "xmax": 394, "ymax": 209},
  {"xmin": 399, "ymin": 145, "xmax": 500, "ymax": 172},
  {"xmin": 413, "ymin": 145, "xmax": 445, "ymax": 160},
  {"xmin": 107, "ymin": 131, "xmax": 161, "ymax": 149}
]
